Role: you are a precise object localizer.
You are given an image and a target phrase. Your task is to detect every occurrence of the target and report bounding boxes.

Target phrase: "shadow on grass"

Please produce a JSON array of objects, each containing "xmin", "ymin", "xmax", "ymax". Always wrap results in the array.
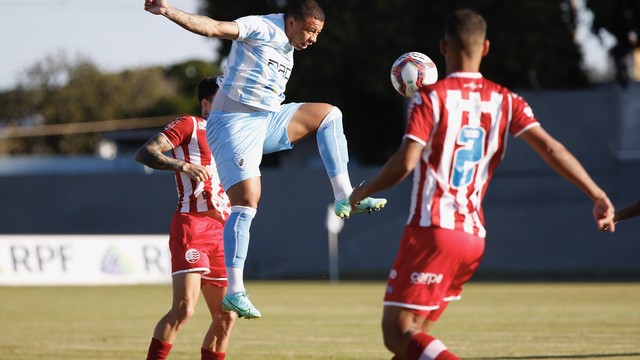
[{"xmin": 469, "ymin": 352, "xmax": 640, "ymax": 359}]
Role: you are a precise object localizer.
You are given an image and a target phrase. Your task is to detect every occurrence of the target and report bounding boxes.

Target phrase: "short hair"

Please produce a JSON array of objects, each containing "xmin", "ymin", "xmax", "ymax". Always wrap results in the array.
[
  {"xmin": 286, "ymin": 0, "xmax": 325, "ymax": 22},
  {"xmin": 197, "ymin": 76, "xmax": 219, "ymax": 102},
  {"xmin": 444, "ymin": 9, "xmax": 487, "ymax": 49}
]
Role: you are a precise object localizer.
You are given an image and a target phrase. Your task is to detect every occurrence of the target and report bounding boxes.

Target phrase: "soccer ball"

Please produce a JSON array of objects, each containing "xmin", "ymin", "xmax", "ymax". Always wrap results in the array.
[{"xmin": 390, "ymin": 52, "xmax": 438, "ymax": 97}]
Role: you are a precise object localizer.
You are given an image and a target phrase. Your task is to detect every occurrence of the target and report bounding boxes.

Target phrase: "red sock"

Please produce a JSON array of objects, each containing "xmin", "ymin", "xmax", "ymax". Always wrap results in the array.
[
  {"xmin": 146, "ymin": 337, "xmax": 172, "ymax": 360},
  {"xmin": 201, "ymin": 347, "xmax": 226, "ymax": 360},
  {"xmin": 406, "ymin": 332, "xmax": 459, "ymax": 360}
]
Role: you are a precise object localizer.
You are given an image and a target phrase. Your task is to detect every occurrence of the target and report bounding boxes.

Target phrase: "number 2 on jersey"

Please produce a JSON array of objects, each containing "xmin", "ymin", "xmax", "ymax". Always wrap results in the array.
[{"xmin": 451, "ymin": 126, "xmax": 486, "ymax": 188}]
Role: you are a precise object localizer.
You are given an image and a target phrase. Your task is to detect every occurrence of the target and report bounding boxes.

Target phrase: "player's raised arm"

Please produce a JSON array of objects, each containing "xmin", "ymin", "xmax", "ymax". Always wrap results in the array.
[
  {"xmin": 144, "ymin": 0, "xmax": 239, "ymax": 40},
  {"xmin": 519, "ymin": 126, "xmax": 615, "ymax": 232}
]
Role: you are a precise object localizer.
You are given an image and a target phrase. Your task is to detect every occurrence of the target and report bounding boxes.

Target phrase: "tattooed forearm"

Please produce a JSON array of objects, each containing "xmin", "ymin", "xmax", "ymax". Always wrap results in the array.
[{"xmin": 134, "ymin": 136, "xmax": 184, "ymax": 172}]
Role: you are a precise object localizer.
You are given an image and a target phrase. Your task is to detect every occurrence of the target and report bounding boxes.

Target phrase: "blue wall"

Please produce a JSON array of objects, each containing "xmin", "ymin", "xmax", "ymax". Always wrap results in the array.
[{"xmin": 1, "ymin": 84, "xmax": 639, "ymax": 280}]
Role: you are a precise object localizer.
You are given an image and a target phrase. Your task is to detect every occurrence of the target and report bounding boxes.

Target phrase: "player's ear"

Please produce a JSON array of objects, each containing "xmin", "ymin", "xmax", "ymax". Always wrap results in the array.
[
  {"xmin": 201, "ymin": 98, "xmax": 211, "ymax": 115},
  {"xmin": 482, "ymin": 39, "xmax": 490, "ymax": 57},
  {"xmin": 285, "ymin": 15, "xmax": 296, "ymax": 29},
  {"xmin": 439, "ymin": 39, "xmax": 447, "ymax": 56}
]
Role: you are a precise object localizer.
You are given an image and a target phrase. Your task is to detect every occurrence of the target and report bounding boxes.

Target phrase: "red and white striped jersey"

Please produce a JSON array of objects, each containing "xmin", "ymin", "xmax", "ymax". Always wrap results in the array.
[
  {"xmin": 161, "ymin": 115, "xmax": 230, "ymax": 219},
  {"xmin": 404, "ymin": 72, "xmax": 540, "ymax": 237}
]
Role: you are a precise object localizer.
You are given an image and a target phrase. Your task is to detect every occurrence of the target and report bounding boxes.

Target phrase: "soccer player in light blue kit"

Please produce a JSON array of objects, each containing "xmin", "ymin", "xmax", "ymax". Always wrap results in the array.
[{"xmin": 144, "ymin": 0, "xmax": 387, "ymax": 319}]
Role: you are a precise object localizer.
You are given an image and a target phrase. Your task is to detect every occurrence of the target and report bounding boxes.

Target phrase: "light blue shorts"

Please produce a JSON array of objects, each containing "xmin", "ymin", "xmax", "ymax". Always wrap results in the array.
[{"xmin": 206, "ymin": 102, "xmax": 303, "ymax": 190}]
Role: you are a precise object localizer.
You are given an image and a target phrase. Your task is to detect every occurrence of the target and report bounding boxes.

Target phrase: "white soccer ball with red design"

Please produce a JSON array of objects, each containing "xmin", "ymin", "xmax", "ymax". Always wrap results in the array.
[{"xmin": 390, "ymin": 52, "xmax": 438, "ymax": 97}]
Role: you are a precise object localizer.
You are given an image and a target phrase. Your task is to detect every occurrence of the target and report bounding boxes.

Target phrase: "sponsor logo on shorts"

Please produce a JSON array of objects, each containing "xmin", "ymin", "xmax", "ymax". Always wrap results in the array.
[
  {"xmin": 389, "ymin": 269, "xmax": 397, "ymax": 279},
  {"xmin": 410, "ymin": 272, "xmax": 443, "ymax": 285},
  {"xmin": 185, "ymin": 248, "xmax": 201, "ymax": 264},
  {"xmin": 234, "ymin": 154, "xmax": 247, "ymax": 170}
]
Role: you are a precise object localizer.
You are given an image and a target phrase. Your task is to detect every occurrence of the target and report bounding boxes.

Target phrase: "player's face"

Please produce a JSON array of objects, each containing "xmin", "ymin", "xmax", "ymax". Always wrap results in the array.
[{"xmin": 287, "ymin": 17, "xmax": 323, "ymax": 50}]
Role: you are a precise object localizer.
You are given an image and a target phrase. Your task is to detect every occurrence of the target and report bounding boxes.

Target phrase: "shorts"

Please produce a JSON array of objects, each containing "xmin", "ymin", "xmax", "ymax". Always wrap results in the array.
[
  {"xmin": 206, "ymin": 102, "xmax": 303, "ymax": 190},
  {"xmin": 383, "ymin": 226, "xmax": 485, "ymax": 321},
  {"xmin": 169, "ymin": 211, "xmax": 227, "ymax": 288}
]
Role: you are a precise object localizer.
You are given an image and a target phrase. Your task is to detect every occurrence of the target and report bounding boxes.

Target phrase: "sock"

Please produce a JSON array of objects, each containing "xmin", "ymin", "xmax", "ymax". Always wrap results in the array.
[
  {"xmin": 316, "ymin": 106, "xmax": 350, "ymax": 186},
  {"xmin": 223, "ymin": 206, "xmax": 256, "ymax": 293},
  {"xmin": 226, "ymin": 266, "xmax": 245, "ymax": 295},
  {"xmin": 330, "ymin": 173, "xmax": 353, "ymax": 200},
  {"xmin": 406, "ymin": 332, "xmax": 459, "ymax": 360},
  {"xmin": 201, "ymin": 347, "xmax": 226, "ymax": 360},
  {"xmin": 146, "ymin": 337, "xmax": 172, "ymax": 360}
]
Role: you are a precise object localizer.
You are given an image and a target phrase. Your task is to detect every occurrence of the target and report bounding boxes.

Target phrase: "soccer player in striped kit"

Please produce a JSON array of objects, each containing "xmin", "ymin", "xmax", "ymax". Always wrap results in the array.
[
  {"xmin": 136, "ymin": 77, "xmax": 236, "ymax": 360},
  {"xmin": 350, "ymin": 9, "xmax": 616, "ymax": 360},
  {"xmin": 144, "ymin": 0, "xmax": 387, "ymax": 319}
]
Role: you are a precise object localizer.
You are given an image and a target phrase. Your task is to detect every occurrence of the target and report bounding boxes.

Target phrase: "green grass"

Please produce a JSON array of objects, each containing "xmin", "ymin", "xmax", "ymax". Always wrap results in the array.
[{"xmin": 0, "ymin": 282, "xmax": 639, "ymax": 359}]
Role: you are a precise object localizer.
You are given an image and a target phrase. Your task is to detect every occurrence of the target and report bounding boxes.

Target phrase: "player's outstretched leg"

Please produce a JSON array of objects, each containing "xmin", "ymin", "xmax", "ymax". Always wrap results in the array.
[
  {"xmin": 221, "ymin": 206, "xmax": 261, "ymax": 319},
  {"xmin": 314, "ymin": 106, "xmax": 387, "ymax": 219}
]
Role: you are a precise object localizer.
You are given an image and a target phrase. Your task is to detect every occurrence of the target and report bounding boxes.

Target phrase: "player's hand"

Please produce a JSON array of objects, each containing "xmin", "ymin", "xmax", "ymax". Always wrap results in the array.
[
  {"xmin": 144, "ymin": 0, "xmax": 168, "ymax": 15},
  {"xmin": 181, "ymin": 163, "xmax": 211, "ymax": 182},
  {"xmin": 594, "ymin": 196, "xmax": 615, "ymax": 233}
]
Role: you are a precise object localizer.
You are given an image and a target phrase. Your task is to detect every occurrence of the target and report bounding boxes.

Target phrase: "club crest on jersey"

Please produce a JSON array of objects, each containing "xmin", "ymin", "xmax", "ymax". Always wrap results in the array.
[
  {"xmin": 234, "ymin": 154, "xmax": 247, "ymax": 170},
  {"xmin": 185, "ymin": 248, "xmax": 201, "ymax": 263}
]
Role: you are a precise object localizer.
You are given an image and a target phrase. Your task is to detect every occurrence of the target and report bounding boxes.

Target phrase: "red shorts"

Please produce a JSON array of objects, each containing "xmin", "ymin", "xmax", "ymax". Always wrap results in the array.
[
  {"xmin": 169, "ymin": 211, "xmax": 227, "ymax": 288},
  {"xmin": 383, "ymin": 226, "xmax": 485, "ymax": 321}
]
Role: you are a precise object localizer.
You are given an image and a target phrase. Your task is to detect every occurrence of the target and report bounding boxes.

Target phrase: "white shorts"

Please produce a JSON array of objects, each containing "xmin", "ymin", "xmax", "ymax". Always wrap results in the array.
[{"xmin": 206, "ymin": 102, "xmax": 303, "ymax": 190}]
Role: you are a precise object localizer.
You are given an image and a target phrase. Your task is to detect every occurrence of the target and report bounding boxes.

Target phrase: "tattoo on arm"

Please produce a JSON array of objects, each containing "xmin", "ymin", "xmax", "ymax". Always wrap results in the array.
[{"xmin": 135, "ymin": 135, "xmax": 184, "ymax": 172}]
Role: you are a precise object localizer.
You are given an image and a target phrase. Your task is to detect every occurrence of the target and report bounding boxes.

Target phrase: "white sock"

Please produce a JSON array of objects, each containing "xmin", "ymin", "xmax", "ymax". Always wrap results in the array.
[
  {"xmin": 330, "ymin": 173, "xmax": 353, "ymax": 200},
  {"xmin": 226, "ymin": 267, "xmax": 245, "ymax": 294}
]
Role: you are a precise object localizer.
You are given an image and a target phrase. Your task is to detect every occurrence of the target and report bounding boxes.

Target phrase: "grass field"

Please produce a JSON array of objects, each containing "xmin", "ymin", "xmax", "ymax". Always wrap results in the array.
[{"xmin": 1, "ymin": 281, "xmax": 639, "ymax": 360}]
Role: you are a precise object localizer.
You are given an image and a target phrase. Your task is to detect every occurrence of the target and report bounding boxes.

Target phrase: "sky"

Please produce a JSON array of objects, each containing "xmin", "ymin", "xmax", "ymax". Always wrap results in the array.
[
  {"xmin": 0, "ymin": 0, "xmax": 220, "ymax": 90},
  {"xmin": 0, "ymin": 0, "xmax": 617, "ymax": 91}
]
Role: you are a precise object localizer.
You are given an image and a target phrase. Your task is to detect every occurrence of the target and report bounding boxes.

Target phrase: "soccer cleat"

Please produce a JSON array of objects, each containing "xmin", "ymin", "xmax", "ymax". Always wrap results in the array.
[
  {"xmin": 222, "ymin": 290, "xmax": 261, "ymax": 319},
  {"xmin": 334, "ymin": 196, "xmax": 387, "ymax": 219}
]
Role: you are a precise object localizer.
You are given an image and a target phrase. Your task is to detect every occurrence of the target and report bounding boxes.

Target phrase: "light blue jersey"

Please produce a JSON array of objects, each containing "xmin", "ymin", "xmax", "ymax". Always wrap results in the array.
[{"xmin": 218, "ymin": 14, "xmax": 294, "ymax": 112}]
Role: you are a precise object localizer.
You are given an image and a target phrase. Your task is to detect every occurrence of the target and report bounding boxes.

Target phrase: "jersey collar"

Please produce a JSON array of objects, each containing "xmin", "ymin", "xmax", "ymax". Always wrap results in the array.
[{"xmin": 447, "ymin": 72, "xmax": 483, "ymax": 79}]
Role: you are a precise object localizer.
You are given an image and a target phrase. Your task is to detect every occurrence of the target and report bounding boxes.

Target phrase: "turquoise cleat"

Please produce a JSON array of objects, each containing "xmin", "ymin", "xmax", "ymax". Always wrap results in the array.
[
  {"xmin": 334, "ymin": 196, "xmax": 387, "ymax": 219},
  {"xmin": 222, "ymin": 290, "xmax": 261, "ymax": 319}
]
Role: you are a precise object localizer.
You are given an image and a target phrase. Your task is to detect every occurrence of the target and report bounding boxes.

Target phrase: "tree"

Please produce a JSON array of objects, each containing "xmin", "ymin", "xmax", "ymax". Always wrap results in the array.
[
  {"xmin": 0, "ymin": 51, "xmax": 221, "ymax": 155},
  {"xmin": 586, "ymin": 0, "xmax": 640, "ymax": 87}
]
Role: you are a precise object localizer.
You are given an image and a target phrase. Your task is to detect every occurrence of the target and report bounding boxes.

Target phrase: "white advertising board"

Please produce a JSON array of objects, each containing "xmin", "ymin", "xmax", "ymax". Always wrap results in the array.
[{"xmin": 0, "ymin": 235, "xmax": 171, "ymax": 286}]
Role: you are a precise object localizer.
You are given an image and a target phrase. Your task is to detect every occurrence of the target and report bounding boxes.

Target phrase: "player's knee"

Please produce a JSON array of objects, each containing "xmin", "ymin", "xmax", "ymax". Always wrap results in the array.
[
  {"xmin": 172, "ymin": 302, "xmax": 197, "ymax": 323},
  {"xmin": 319, "ymin": 106, "xmax": 343, "ymax": 129},
  {"xmin": 381, "ymin": 324, "xmax": 400, "ymax": 352},
  {"xmin": 217, "ymin": 311, "xmax": 236, "ymax": 334},
  {"xmin": 382, "ymin": 330, "xmax": 401, "ymax": 354}
]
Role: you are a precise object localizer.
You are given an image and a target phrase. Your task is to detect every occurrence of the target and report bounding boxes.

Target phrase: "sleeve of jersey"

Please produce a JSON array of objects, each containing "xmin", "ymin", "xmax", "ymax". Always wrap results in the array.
[
  {"xmin": 235, "ymin": 15, "xmax": 269, "ymax": 42},
  {"xmin": 404, "ymin": 91, "xmax": 435, "ymax": 146},
  {"xmin": 509, "ymin": 93, "xmax": 541, "ymax": 137},
  {"xmin": 160, "ymin": 116, "xmax": 193, "ymax": 148}
]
